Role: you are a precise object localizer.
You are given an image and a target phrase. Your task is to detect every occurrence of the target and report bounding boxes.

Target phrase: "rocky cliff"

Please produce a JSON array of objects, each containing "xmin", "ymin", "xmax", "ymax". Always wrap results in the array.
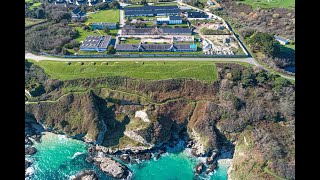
[{"xmin": 25, "ymin": 62, "xmax": 295, "ymax": 179}]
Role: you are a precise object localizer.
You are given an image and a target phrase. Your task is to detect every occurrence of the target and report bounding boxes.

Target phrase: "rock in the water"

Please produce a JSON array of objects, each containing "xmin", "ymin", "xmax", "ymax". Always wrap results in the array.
[
  {"xmin": 205, "ymin": 160, "xmax": 218, "ymax": 174},
  {"xmin": 71, "ymin": 170, "xmax": 98, "ymax": 180},
  {"xmin": 93, "ymin": 156, "xmax": 130, "ymax": 179},
  {"xmin": 25, "ymin": 147, "xmax": 37, "ymax": 155},
  {"xmin": 85, "ymin": 156, "xmax": 94, "ymax": 163},
  {"xmin": 119, "ymin": 154, "xmax": 131, "ymax": 164},
  {"xmin": 130, "ymin": 152, "xmax": 151, "ymax": 162},
  {"xmin": 194, "ymin": 162, "xmax": 204, "ymax": 174},
  {"xmin": 25, "ymin": 160, "xmax": 32, "ymax": 170},
  {"xmin": 206, "ymin": 151, "xmax": 218, "ymax": 165},
  {"xmin": 25, "ymin": 137, "xmax": 33, "ymax": 145}
]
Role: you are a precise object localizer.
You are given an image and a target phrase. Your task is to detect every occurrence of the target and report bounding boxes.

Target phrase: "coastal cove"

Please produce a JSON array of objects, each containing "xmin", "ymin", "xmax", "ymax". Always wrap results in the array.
[{"xmin": 26, "ymin": 132, "xmax": 230, "ymax": 180}]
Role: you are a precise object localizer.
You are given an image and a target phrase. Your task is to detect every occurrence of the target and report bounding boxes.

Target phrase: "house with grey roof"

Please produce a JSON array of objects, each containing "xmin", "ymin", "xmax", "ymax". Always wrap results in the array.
[
  {"xmin": 124, "ymin": 5, "xmax": 181, "ymax": 17},
  {"xmin": 121, "ymin": 27, "xmax": 192, "ymax": 35},
  {"xmin": 186, "ymin": 11, "xmax": 209, "ymax": 20},
  {"xmin": 71, "ymin": 7, "xmax": 87, "ymax": 21},
  {"xmin": 80, "ymin": 35, "xmax": 112, "ymax": 52},
  {"xmin": 116, "ymin": 43, "xmax": 197, "ymax": 52}
]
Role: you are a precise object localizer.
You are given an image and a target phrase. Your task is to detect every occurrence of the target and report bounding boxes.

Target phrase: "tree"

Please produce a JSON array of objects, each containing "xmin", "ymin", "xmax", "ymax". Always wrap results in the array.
[
  {"xmin": 35, "ymin": 8, "xmax": 46, "ymax": 19},
  {"xmin": 104, "ymin": 27, "xmax": 110, "ymax": 34},
  {"xmin": 140, "ymin": 0, "xmax": 148, "ymax": 5},
  {"xmin": 262, "ymin": 40, "xmax": 281, "ymax": 57},
  {"xmin": 273, "ymin": 77, "xmax": 290, "ymax": 92},
  {"xmin": 109, "ymin": 1, "xmax": 120, "ymax": 9},
  {"xmin": 256, "ymin": 72, "xmax": 268, "ymax": 84},
  {"xmin": 248, "ymin": 32, "xmax": 280, "ymax": 57},
  {"xmin": 94, "ymin": 2, "xmax": 109, "ymax": 10},
  {"xmin": 107, "ymin": 46, "xmax": 116, "ymax": 54},
  {"xmin": 230, "ymin": 68, "xmax": 242, "ymax": 82},
  {"xmin": 241, "ymin": 69, "xmax": 256, "ymax": 87}
]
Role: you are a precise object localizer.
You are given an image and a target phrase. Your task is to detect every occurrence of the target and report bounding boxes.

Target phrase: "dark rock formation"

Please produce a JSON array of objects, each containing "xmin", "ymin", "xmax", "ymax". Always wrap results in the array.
[
  {"xmin": 194, "ymin": 162, "xmax": 204, "ymax": 175},
  {"xmin": 25, "ymin": 147, "xmax": 37, "ymax": 155},
  {"xmin": 92, "ymin": 156, "xmax": 130, "ymax": 179},
  {"xmin": 71, "ymin": 170, "xmax": 98, "ymax": 180},
  {"xmin": 119, "ymin": 154, "xmax": 131, "ymax": 164}
]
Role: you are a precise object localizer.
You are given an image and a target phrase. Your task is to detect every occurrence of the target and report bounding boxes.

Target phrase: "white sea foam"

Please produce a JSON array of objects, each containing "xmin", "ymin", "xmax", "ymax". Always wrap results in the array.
[
  {"xmin": 25, "ymin": 167, "xmax": 34, "ymax": 176},
  {"xmin": 72, "ymin": 152, "xmax": 84, "ymax": 159}
]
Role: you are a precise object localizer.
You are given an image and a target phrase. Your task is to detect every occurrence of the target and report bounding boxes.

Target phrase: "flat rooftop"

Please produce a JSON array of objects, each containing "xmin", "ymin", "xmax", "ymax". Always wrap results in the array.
[{"xmin": 80, "ymin": 35, "xmax": 112, "ymax": 49}]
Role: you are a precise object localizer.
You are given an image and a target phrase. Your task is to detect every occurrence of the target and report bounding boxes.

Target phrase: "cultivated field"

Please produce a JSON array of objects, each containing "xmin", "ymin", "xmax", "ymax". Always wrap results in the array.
[
  {"xmin": 31, "ymin": 61, "xmax": 218, "ymax": 83},
  {"xmin": 239, "ymin": 0, "xmax": 295, "ymax": 9}
]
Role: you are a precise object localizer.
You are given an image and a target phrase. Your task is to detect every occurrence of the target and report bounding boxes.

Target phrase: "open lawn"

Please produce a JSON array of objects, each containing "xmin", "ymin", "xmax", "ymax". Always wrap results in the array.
[
  {"xmin": 28, "ymin": 2, "xmax": 42, "ymax": 10},
  {"xmin": 25, "ymin": 18, "xmax": 46, "ymax": 27},
  {"xmin": 239, "ymin": 0, "xmax": 295, "ymax": 9},
  {"xmin": 120, "ymin": 38, "xmax": 141, "ymax": 44},
  {"xmin": 86, "ymin": 9, "xmax": 120, "ymax": 23},
  {"xmin": 74, "ymin": 27, "xmax": 108, "ymax": 42},
  {"xmin": 29, "ymin": 60, "xmax": 218, "ymax": 83}
]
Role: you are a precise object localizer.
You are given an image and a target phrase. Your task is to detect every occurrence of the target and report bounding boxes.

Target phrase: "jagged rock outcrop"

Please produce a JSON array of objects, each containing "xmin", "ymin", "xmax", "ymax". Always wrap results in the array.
[
  {"xmin": 71, "ymin": 170, "xmax": 98, "ymax": 180},
  {"xmin": 92, "ymin": 156, "xmax": 130, "ymax": 179},
  {"xmin": 25, "ymin": 147, "xmax": 37, "ymax": 155}
]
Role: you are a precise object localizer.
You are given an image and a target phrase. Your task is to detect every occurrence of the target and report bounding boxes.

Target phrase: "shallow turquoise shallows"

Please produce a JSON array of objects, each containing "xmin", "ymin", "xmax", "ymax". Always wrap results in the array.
[{"xmin": 27, "ymin": 133, "xmax": 229, "ymax": 180}]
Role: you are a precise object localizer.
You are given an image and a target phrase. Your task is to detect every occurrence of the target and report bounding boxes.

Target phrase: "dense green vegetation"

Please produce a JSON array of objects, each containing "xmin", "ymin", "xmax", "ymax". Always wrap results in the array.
[
  {"xmin": 29, "ymin": 60, "xmax": 218, "ymax": 83},
  {"xmin": 248, "ymin": 32, "xmax": 281, "ymax": 57},
  {"xmin": 200, "ymin": 27, "xmax": 230, "ymax": 35},
  {"xmin": 236, "ymin": 0, "xmax": 295, "ymax": 9}
]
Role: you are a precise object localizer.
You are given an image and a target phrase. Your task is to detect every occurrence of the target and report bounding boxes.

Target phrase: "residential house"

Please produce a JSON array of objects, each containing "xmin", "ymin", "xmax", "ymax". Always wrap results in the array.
[
  {"xmin": 274, "ymin": 35, "xmax": 289, "ymax": 45},
  {"xmin": 71, "ymin": 8, "xmax": 87, "ymax": 21},
  {"xmin": 91, "ymin": 22, "xmax": 118, "ymax": 30},
  {"xmin": 80, "ymin": 35, "xmax": 112, "ymax": 52},
  {"xmin": 116, "ymin": 43, "xmax": 197, "ymax": 52},
  {"xmin": 75, "ymin": 0, "xmax": 86, "ymax": 6},
  {"xmin": 207, "ymin": 0, "xmax": 214, "ymax": 6},
  {"xmin": 186, "ymin": 11, "xmax": 209, "ymax": 20}
]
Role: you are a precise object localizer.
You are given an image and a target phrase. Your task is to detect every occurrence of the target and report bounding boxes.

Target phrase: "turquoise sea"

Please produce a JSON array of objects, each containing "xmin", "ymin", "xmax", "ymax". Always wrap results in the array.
[{"xmin": 26, "ymin": 132, "xmax": 230, "ymax": 180}]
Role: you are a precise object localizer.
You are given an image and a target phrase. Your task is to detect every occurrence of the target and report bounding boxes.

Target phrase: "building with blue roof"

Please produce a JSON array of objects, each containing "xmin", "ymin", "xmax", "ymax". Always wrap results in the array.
[{"xmin": 274, "ymin": 35, "xmax": 289, "ymax": 45}]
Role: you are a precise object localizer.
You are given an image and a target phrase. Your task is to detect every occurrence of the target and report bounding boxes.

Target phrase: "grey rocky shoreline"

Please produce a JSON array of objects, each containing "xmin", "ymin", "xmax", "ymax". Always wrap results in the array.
[{"xmin": 25, "ymin": 120, "xmax": 233, "ymax": 179}]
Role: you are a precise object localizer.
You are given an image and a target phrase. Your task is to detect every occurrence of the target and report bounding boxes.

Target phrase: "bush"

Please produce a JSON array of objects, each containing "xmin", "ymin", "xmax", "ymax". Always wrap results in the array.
[
  {"xmin": 241, "ymin": 69, "xmax": 256, "ymax": 87},
  {"xmin": 94, "ymin": 2, "xmax": 109, "ymax": 10},
  {"xmin": 231, "ymin": 68, "xmax": 242, "ymax": 81},
  {"xmin": 273, "ymin": 77, "xmax": 290, "ymax": 92},
  {"xmin": 107, "ymin": 46, "xmax": 116, "ymax": 54}
]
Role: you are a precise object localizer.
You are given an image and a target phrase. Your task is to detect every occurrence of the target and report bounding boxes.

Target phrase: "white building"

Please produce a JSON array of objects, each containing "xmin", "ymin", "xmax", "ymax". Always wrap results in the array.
[{"xmin": 157, "ymin": 16, "xmax": 183, "ymax": 25}]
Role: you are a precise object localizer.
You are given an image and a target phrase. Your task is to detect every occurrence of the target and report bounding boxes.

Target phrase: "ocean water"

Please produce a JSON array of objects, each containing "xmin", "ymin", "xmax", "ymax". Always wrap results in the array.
[{"xmin": 27, "ymin": 133, "xmax": 229, "ymax": 180}]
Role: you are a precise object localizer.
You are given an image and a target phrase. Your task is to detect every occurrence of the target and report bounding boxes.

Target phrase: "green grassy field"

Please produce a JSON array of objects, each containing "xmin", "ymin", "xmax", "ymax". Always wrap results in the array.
[
  {"xmin": 25, "ymin": 18, "xmax": 46, "ymax": 27},
  {"xmin": 120, "ymin": 38, "xmax": 141, "ymax": 44},
  {"xmin": 74, "ymin": 27, "xmax": 108, "ymax": 42},
  {"xmin": 29, "ymin": 60, "xmax": 218, "ymax": 83},
  {"xmin": 239, "ymin": 0, "xmax": 295, "ymax": 9},
  {"xmin": 86, "ymin": 9, "xmax": 120, "ymax": 23}
]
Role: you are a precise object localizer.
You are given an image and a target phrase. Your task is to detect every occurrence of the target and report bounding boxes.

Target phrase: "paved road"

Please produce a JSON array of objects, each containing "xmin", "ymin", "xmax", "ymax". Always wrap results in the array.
[
  {"xmin": 119, "ymin": 9, "xmax": 125, "ymax": 28},
  {"xmin": 25, "ymin": 53, "xmax": 256, "ymax": 63}
]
